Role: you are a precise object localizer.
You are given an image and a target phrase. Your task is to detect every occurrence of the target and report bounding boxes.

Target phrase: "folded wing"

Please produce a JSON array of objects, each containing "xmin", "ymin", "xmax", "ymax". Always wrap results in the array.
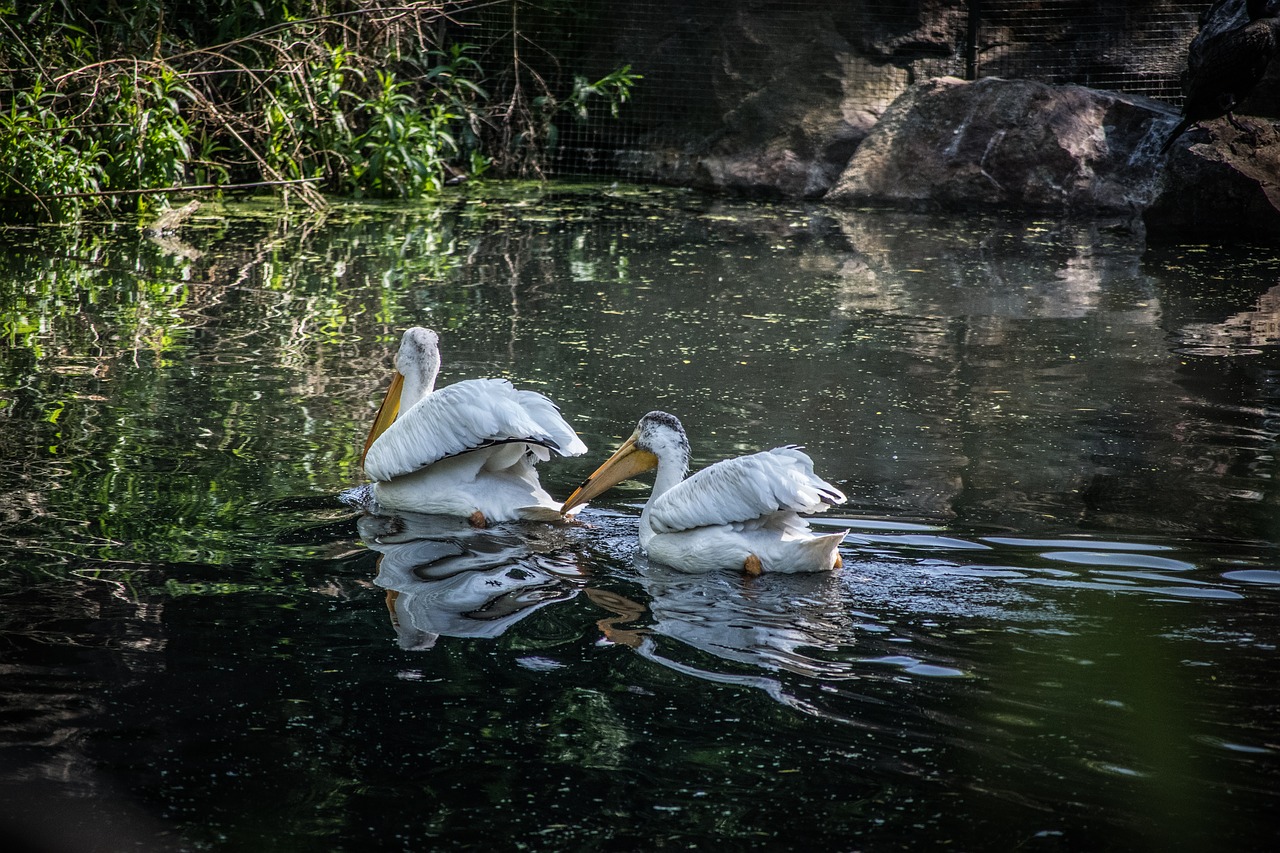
[
  {"xmin": 363, "ymin": 378, "xmax": 586, "ymax": 482},
  {"xmin": 648, "ymin": 446, "xmax": 845, "ymax": 534}
]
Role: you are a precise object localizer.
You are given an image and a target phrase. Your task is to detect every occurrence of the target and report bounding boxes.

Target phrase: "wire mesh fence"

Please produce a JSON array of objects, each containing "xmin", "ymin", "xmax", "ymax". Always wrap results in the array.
[
  {"xmin": 456, "ymin": 0, "xmax": 1208, "ymax": 178},
  {"xmin": 976, "ymin": 1, "xmax": 1200, "ymax": 99}
]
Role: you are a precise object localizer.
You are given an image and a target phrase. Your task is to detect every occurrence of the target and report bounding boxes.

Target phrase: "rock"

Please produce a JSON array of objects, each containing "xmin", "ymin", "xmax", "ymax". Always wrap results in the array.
[
  {"xmin": 1185, "ymin": 0, "xmax": 1280, "ymax": 119},
  {"xmin": 688, "ymin": 52, "xmax": 900, "ymax": 199},
  {"xmin": 824, "ymin": 74, "xmax": 1280, "ymax": 236},
  {"xmin": 560, "ymin": 1, "xmax": 1280, "ymax": 234},
  {"xmin": 1144, "ymin": 117, "xmax": 1280, "ymax": 237},
  {"xmin": 575, "ymin": 0, "xmax": 966, "ymax": 196},
  {"xmin": 825, "ymin": 76, "xmax": 1174, "ymax": 217}
]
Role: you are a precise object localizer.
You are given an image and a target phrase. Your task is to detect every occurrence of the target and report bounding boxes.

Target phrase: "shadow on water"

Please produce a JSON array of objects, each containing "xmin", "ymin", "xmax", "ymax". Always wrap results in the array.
[{"xmin": 1, "ymin": 184, "xmax": 1279, "ymax": 850}]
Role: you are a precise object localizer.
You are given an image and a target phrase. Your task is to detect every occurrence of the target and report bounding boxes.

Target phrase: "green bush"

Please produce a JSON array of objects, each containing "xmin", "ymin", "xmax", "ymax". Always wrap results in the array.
[
  {"xmin": 103, "ymin": 68, "xmax": 196, "ymax": 207},
  {"xmin": 0, "ymin": 1, "xmax": 637, "ymax": 221},
  {"xmin": 0, "ymin": 83, "xmax": 105, "ymax": 222}
]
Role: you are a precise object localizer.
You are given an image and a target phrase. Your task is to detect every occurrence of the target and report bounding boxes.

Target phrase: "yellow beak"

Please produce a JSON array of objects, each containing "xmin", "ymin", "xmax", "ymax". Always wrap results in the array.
[
  {"xmin": 361, "ymin": 370, "xmax": 404, "ymax": 467},
  {"xmin": 560, "ymin": 431, "xmax": 659, "ymax": 515}
]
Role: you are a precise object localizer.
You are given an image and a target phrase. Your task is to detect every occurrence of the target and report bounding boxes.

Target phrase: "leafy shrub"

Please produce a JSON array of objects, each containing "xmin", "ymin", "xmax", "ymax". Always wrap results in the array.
[
  {"xmin": 0, "ymin": 1, "xmax": 638, "ymax": 221},
  {"xmin": 102, "ymin": 68, "xmax": 196, "ymax": 209},
  {"xmin": 0, "ymin": 84, "xmax": 105, "ymax": 222}
]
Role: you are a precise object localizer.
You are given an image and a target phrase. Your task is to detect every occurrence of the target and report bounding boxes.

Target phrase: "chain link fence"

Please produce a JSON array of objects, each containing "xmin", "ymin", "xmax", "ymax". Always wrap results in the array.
[
  {"xmin": 976, "ymin": 1, "xmax": 1199, "ymax": 99},
  {"xmin": 457, "ymin": 0, "xmax": 1206, "ymax": 178}
]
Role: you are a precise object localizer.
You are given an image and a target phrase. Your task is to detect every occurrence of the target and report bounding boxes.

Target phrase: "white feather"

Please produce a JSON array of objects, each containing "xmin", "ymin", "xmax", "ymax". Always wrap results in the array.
[
  {"xmin": 574, "ymin": 412, "xmax": 851, "ymax": 573},
  {"xmin": 361, "ymin": 329, "xmax": 586, "ymax": 523},
  {"xmin": 364, "ymin": 379, "xmax": 575, "ymax": 482},
  {"xmin": 648, "ymin": 446, "xmax": 845, "ymax": 535}
]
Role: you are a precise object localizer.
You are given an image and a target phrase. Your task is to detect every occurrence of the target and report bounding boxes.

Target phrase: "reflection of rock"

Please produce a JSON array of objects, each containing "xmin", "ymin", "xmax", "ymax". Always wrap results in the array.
[
  {"xmin": 811, "ymin": 208, "xmax": 1171, "ymax": 527},
  {"xmin": 1176, "ymin": 283, "xmax": 1280, "ymax": 351},
  {"xmin": 829, "ymin": 212, "xmax": 1154, "ymax": 322},
  {"xmin": 358, "ymin": 512, "xmax": 583, "ymax": 650},
  {"xmin": 827, "ymin": 77, "xmax": 1170, "ymax": 217}
]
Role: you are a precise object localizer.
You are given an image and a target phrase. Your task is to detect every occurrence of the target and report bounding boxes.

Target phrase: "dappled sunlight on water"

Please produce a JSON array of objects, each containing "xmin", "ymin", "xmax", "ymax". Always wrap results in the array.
[{"xmin": 1, "ymin": 184, "xmax": 1278, "ymax": 850}]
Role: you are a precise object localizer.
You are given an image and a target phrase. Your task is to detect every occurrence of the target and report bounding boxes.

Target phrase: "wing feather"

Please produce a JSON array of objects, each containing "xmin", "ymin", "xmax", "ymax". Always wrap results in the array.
[
  {"xmin": 514, "ymin": 389, "xmax": 588, "ymax": 457},
  {"xmin": 364, "ymin": 379, "xmax": 585, "ymax": 482},
  {"xmin": 648, "ymin": 446, "xmax": 845, "ymax": 534}
]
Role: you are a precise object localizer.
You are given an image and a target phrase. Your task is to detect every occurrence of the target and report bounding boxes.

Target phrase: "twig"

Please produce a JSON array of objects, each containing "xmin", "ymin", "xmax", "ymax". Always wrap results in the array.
[
  {"xmin": 50, "ymin": 3, "xmax": 469, "ymax": 84},
  {"xmin": 1, "ymin": 177, "xmax": 321, "ymax": 201},
  {"xmin": 0, "ymin": 168, "xmax": 56, "ymax": 218}
]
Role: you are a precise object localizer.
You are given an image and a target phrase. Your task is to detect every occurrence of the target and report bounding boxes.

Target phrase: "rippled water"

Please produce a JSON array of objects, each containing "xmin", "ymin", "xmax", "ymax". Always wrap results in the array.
[{"xmin": 1, "ymin": 185, "xmax": 1278, "ymax": 851}]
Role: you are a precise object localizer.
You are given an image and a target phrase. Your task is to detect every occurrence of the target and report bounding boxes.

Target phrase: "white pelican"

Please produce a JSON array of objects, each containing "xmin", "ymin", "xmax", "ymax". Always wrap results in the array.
[
  {"xmin": 360, "ymin": 327, "xmax": 587, "ymax": 524},
  {"xmin": 561, "ymin": 411, "xmax": 848, "ymax": 574}
]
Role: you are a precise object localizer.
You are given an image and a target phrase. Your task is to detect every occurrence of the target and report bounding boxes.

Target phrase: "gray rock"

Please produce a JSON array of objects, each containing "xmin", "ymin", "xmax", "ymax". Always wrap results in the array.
[
  {"xmin": 581, "ymin": 1, "xmax": 964, "ymax": 196},
  {"xmin": 825, "ymin": 76, "xmax": 1173, "ymax": 217},
  {"xmin": 1146, "ymin": 117, "xmax": 1280, "ymax": 237},
  {"xmin": 569, "ymin": 1, "xmax": 1280, "ymax": 234}
]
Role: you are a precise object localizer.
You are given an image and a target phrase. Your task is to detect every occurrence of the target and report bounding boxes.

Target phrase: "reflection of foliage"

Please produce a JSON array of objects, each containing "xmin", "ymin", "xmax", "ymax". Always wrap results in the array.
[
  {"xmin": 544, "ymin": 687, "xmax": 633, "ymax": 769},
  {"xmin": 0, "ymin": 197, "xmax": 485, "ymax": 567},
  {"xmin": 3, "ymin": 187, "xmax": 1280, "ymax": 853},
  {"xmin": 0, "ymin": 184, "xmax": 739, "ymax": 571}
]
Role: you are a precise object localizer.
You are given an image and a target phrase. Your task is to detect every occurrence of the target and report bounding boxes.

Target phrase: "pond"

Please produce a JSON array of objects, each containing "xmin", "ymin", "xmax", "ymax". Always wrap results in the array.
[{"xmin": 1, "ymin": 184, "xmax": 1278, "ymax": 851}]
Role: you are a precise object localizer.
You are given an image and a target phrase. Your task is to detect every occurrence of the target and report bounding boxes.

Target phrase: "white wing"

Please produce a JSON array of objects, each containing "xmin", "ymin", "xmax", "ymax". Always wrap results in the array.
[
  {"xmin": 648, "ymin": 446, "xmax": 845, "ymax": 534},
  {"xmin": 513, "ymin": 389, "xmax": 588, "ymax": 457},
  {"xmin": 364, "ymin": 379, "xmax": 586, "ymax": 482}
]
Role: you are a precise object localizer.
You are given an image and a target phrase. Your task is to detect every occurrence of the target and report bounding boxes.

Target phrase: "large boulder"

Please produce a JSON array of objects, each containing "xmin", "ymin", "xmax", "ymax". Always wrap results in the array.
[
  {"xmin": 552, "ymin": 0, "xmax": 1280, "ymax": 234},
  {"xmin": 574, "ymin": 0, "xmax": 971, "ymax": 197},
  {"xmin": 820, "ymin": 74, "xmax": 1280, "ymax": 236},
  {"xmin": 561, "ymin": 0, "xmax": 1200, "ymax": 198},
  {"xmin": 825, "ymin": 76, "xmax": 1173, "ymax": 216}
]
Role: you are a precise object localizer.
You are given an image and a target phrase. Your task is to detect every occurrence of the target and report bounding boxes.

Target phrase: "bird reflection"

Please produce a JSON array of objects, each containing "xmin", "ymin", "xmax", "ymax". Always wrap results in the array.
[
  {"xmin": 584, "ymin": 556, "xmax": 858, "ymax": 713},
  {"xmin": 358, "ymin": 512, "xmax": 584, "ymax": 650}
]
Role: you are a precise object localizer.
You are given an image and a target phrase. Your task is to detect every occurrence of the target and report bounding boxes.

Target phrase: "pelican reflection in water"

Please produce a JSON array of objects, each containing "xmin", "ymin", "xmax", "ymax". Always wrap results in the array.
[
  {"xmin": 583, "ymin": 562, "xmax": 866, "ymax": 716},
  {"xmin": 359, "ymin": 512, "xmax": 584, "ymax": 650}
]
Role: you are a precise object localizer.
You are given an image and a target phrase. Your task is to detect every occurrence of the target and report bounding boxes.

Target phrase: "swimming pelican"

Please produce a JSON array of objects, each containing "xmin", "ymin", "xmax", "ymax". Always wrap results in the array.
[
  {"xmin": 560, "ymin": 411, "xmax": 848, "ymax": 574},
  {"xmin": 360, "ymin": 327, "xmax": 587, "ymax": 524}
]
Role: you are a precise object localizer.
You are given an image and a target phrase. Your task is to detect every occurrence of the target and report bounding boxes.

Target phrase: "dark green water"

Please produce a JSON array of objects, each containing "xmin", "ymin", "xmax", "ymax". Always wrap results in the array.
[{"xmin": 1, "ymin": 184, "xmax": 1278, "ymax": 851}]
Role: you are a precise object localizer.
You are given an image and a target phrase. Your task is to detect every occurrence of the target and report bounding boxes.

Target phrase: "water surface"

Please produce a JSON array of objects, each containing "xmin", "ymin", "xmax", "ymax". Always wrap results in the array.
[{"xmin": 1, "ymin": 185, "xmax": 1278, "ymax": 850}]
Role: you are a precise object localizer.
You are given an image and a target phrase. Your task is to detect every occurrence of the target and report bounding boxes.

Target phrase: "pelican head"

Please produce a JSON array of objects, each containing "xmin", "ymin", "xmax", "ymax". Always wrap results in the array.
[
  {"xmin": 362, "ymin": 327, "xmax": 443, "ymax": 465},
  {"xmin": 396, "ymin": 327, "xmax": 442, "ymax": 403},
  {"xmin": 560, "ymin": 411, "xmax": 689, "ymax": 514}
]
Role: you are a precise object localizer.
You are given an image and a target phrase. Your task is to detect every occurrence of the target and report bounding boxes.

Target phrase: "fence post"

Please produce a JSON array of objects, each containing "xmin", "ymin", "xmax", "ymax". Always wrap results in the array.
[{"xmin": 966, "ymin": 0, "xmax": 982, "ymax": 80}]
